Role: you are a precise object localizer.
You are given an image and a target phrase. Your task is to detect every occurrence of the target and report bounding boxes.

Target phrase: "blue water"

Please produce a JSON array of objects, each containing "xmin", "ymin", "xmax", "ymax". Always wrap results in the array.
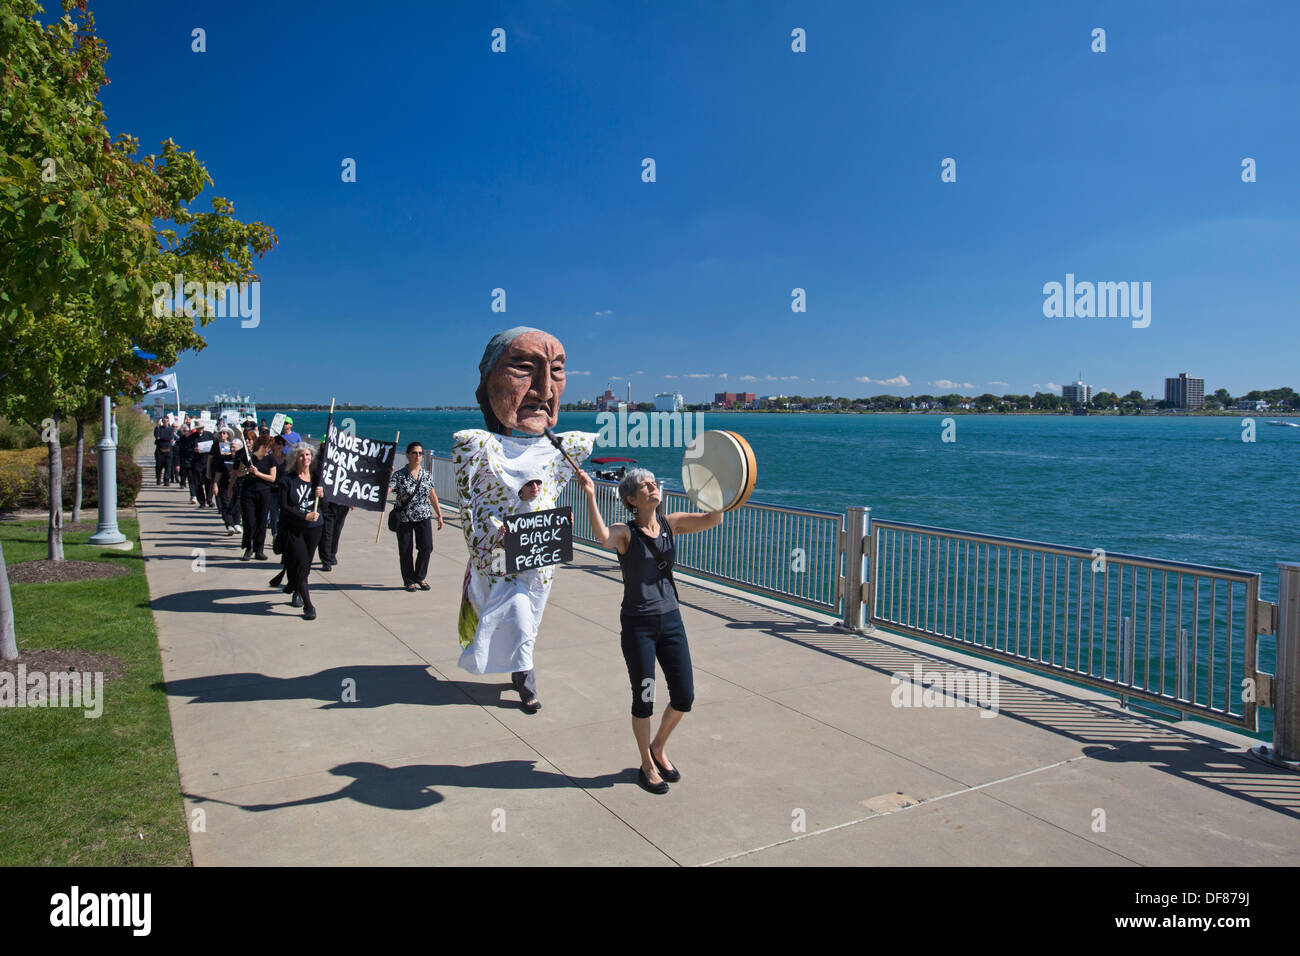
[{"xmin": 280, "ymin": 410, "xmax": 1299, "ymax": 594}]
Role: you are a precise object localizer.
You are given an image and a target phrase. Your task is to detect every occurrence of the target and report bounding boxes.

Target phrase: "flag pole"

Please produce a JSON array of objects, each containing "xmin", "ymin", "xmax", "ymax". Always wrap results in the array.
[{"xmin": 376, "ymin": 429, "xmax": 399, "ymax": 543}]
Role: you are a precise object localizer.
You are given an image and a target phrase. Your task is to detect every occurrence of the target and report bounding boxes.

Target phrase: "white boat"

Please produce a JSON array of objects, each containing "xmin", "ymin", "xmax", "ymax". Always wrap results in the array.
[
  {"xmin": 208, "ymin": 393, "xmax": 258, "ymax": 428},
  {"xmin": 1265, "ymin": 420, "xmax": 1299, "ymax": 428}
]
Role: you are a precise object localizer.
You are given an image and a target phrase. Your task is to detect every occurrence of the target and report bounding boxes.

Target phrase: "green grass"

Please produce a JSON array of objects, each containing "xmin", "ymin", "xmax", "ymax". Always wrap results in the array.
[{"xmin": 0, "ymin": 519, "xmax": 190, "ymax": 865}]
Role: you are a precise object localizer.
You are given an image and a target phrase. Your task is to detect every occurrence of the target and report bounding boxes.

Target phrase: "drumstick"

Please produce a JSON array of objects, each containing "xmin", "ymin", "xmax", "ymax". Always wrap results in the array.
[{"xmin": 542, "ymin": 426, "xmax": 581, "ymax": 473}]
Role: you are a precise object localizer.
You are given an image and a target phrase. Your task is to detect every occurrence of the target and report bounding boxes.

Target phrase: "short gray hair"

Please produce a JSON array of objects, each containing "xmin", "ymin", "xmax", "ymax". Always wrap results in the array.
[{"xmin": 618, "ymin": 467, "xmax": 656, "ymax": 513}]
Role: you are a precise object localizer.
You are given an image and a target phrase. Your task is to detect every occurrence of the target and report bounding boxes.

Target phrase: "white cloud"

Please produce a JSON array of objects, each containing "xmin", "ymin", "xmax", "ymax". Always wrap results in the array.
[
  {"xmin": 610, "ymin": 376, "xmax": 624, "ymax": 381},
  {"xmin": 781, "ymin": 375, "xmax": 798, "ymax": 381},
  {"xmin": 988, "ymin": 380, "xmax": 1009, "ymax": 387},
  {"xmin": 685, "ymin": 373, "xmax": 711, "ymax": 379},
  {"xmin": 567, "ymin": 370, "xmax": 592, "ymax": 376},
  {"xmin": 1046, "ymin": 382, "xmax": 1062, "ymax": 394},
  {"xmin": 634, "ymin": 370, "xmax": 644, "ymax": 375},
  {"xmin": 930, "ymin": 379, "xmax": 976, "ymax": 391},
  {"xmin": 719, "ymin": 373, "xmax": 728, "ymax": 379},
  {"xmin": 664, "ymin": 374, "xmax": 677, "ymax": 379},
  {"xmin": 739, "ymin": 375, "xmax": 758, "ymax": 382},
  {"xmin": 593, "ymin": 309, "xmax": 613, "ymax": 316},
  {"xmin": 856, "ymin": 375, "xmax": 911, "ymax": 387}
]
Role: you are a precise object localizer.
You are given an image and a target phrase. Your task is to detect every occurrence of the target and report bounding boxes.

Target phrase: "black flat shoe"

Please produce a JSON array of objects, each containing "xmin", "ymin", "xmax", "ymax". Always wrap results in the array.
[
  {"xmin": 269, "ymin": 573, "xmax": 284, "ymax": 588},
  {"xmin": 254, "ymin": 553, "xmax": 269, "ymax": 560},
  {"xmin": 651, "ymin": 750, "xmax": 681, "ymax": 783},
  {"xmin": 638, "ymin": 767, "xmax": 669, "ymax": 795},
  {"xmin": 318, "ymin": 563, "xmax": 332, "ymax": 572},
  {"xmin": 241, "ymin": 549, "xmax": 252, "ymax": 561},
  {"xmin": 290, "ymin": 593, "xmax": 303, "ymax": 608},
  {"xmin": 303, "ymin": 607, "xmax": 317, "ymax": 621},
  {"xmin": 417, "ymin": 581, "xmax": 431, "ymax": 591},
  {"xmin": 520, "ymin": 696, "xmax": 541, "ymax": 714}
]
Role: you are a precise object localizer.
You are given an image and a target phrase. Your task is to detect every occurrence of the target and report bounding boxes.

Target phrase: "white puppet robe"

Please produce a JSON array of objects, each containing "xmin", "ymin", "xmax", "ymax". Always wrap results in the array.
[{"xmin": 452, "ymin": 429, "xmax": 596, "ymax": 675}]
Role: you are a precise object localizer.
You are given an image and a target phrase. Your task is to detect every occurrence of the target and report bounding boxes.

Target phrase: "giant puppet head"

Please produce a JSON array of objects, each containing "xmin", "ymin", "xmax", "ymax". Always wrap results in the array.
[{"xmin": 475, "ymin": 327, "xmax": 566, "ymax": 436}]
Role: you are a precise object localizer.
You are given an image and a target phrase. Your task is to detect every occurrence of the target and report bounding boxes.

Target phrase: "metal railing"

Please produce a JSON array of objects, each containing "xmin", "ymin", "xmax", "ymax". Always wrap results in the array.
[
  {"xmin": 426, "ymin": 450, "xmax": 1294, "ymax": 748},
  {"xmin": 867, "ymin": 519, "xmax": 1264, "ymax": 730}
]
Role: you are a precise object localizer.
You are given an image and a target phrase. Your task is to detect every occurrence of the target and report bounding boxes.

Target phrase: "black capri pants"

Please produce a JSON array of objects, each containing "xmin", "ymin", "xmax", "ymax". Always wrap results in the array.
[{"xmin": 620, "ymin": 608, "xmax": 694, "ymax": 718}]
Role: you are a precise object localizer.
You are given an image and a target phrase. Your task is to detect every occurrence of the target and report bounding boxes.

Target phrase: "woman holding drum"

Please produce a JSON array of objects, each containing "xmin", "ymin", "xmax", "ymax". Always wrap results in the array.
[{"xmin": 575, "ymin": 428, "xmax": 754, "ymax": 793}]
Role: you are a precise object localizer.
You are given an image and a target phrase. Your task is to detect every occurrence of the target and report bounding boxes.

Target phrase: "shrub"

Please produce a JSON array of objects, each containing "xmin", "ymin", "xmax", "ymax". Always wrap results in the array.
[
  {"xmin": 0, "ymin": 448, "xmax": 46, "ymax": 509},
  {"xmin": 33, "ymin": 447, "xmax": 142, "ymax": 509}
]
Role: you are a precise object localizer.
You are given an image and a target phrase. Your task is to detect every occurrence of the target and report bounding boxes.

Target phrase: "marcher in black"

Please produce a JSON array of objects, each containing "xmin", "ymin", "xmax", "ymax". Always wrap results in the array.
[
  {"xmin": 308, "ymin": 452, "xmax": 351, "ymax": 572},
  {"xmin": 153, "ymin": 418, "xmax": 177, "ymax": 485},
  {"xmin": 211, "ymin": 427, "xmax": 243, "ymax": 535},
  {"xmin": 190, "ymin": 425, "xmax": 214, "ymax": 508},
  {"xmin": 278, "ymin": 442, "xmax": 324, "ymax": 620},
  {"xmin": 574, "ymin": 466, "xmax": 722, "ymax": 795},
  {"xmin": 237, "ymin": 434, "xmax": 277, "ymax": 560},
  {"xmin": 176, "ymin": 423, "xmax": 197, "ymax": 501},
  {"xmin": 386, "ymin": 441, "xmax": 444, "ymax": 591}
]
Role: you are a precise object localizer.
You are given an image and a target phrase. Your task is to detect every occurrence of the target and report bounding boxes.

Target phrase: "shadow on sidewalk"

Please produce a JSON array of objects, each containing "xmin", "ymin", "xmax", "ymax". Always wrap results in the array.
[
  {"xmin": 159, "ymin": 664, "xmax": 531, "ymax": 710},
  {"xmin": 185, "ymin": 758, "xmax": 631, "ymax": 811}
]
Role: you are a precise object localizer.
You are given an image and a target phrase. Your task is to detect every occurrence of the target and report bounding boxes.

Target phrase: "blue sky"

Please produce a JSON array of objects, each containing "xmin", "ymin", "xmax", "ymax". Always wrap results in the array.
[{"xmin": 84, "ymin": 0, "xmax": 1299, "ymax": 405}]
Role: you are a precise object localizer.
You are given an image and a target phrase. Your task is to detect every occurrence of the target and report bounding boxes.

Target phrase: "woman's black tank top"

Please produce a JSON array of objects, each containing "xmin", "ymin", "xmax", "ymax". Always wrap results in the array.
[{"xmin": 618, "ymin": 519, "xmax": 678, "ymax": 616}]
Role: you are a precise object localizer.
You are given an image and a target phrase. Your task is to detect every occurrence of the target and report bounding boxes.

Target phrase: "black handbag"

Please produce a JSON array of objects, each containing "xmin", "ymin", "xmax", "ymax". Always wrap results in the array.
[{"xmin": 387, "ymin": 509, "xmax": 400, "ymax": 532}]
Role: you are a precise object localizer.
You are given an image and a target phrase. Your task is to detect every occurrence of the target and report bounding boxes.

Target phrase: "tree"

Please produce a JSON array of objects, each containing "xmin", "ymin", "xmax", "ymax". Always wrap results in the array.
[
  {"xmin": 1091, "ymin": 391, "xmax": 1119, "ymax": 409},
  {"xmin": 1, "ymin": 2, "xmax": 275, "ymax": 559},
  {"xmin": 1213, "ymin": 388, "xmax": 1232, "ymax": 406}
]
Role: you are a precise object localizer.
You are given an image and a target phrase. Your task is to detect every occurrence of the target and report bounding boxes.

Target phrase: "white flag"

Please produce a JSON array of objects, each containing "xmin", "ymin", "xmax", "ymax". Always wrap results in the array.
[{"xmin": 142, "ymin": 373, "xmax": 178, "ymax": 396}]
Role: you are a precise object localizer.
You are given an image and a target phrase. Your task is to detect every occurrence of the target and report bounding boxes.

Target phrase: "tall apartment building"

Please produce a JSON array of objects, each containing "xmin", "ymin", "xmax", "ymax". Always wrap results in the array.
[
  {"xmin": 1164, "ymin": 373, "xmax": 1205, "ymax": 410},
  {"xmin": 1062, "ymin": 380, "xmax": 1091, "ymax": 405}
]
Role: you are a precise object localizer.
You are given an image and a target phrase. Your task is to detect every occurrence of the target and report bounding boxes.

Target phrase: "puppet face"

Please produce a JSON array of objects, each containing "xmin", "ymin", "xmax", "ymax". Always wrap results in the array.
[{"xmin": 486, "ymin": 330, "xmax": 566, "ymax": 434}]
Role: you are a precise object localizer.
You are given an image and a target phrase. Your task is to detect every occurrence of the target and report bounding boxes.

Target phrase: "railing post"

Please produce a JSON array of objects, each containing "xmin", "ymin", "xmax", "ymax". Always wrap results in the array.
[
  {"xmin": 839, "ymin": 506, "xmax": 868, "ymax": 631},
  {"xmin": 1262, "ymin": 562, "xmax": 1300, "ymax": 766}
]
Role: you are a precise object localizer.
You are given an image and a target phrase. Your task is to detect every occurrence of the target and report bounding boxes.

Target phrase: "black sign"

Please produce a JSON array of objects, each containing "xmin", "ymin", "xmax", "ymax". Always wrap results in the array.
[
  {"xmin": 319, "ymin": 421, "xmax": 397, "ymax": 511},
  {"xmin": 504, "ymin": 507, "xmax": 573, "ymax": 572}
]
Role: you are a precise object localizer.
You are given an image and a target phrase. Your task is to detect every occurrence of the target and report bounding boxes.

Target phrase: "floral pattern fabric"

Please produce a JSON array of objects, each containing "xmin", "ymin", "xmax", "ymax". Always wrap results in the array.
[
  {"xmin": 452, "ymin": 429, "xmax": 596, "ymax": 673},
  {"xmin": 388, "ymin": 465, "xmax": 435, "ymax": 523}
]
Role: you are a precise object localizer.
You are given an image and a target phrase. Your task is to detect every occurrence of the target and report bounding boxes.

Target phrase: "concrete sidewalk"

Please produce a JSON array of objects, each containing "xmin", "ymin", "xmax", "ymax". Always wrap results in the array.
[{"xmin": 134, "ymin": 460, "xmax": 1300, "ymax": 866}]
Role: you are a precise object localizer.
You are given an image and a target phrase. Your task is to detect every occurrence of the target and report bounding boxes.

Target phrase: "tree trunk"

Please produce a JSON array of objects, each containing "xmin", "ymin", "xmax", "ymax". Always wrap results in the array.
[
  {"xmin": 47, "ymin": 411, "xmax": 64, "ymax": 561},
  {"xmin": 73, "ymin": 418, "xmax": 85, "ymax": 524},
  {"xmin": 0, "ymin": 543, "xmax": 16, "ymax": 660}
]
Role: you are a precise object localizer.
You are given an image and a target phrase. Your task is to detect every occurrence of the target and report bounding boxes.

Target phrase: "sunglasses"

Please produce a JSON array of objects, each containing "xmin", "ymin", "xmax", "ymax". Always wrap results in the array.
[{"xmin": 523, "ymin": 479, "xmax": 543, "ymax": 487}]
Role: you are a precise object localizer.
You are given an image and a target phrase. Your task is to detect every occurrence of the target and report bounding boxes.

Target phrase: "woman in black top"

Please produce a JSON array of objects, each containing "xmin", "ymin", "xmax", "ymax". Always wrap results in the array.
[
  {"xmin": 236, "ymin": 434, "xmax": 278, "ymax": 560},
  {"xmin": 575, "ymin": 467, "xmax": 722, "ymax": 794},
  {"xmin": 279, "ymin": 442, "xmax": 325, "ymax": 620}
]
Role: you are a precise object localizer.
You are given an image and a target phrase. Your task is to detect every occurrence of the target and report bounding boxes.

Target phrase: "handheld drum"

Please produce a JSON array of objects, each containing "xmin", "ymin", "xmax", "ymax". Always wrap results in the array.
[{"xmin": 681, "ymin": 430, "xmax": 757, "ymax": 512}]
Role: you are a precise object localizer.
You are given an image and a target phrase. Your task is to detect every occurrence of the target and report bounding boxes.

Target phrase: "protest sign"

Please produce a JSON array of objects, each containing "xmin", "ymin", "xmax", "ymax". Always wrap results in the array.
[
  {"xmin": 503, "ymin": 507, "xmax": 573, "ymax": 572},
  {"xmin": 270, "ymin": 413, "xmax": 286, "ymax": 436},
  {"xmin": 319, "ymin": 419, "xmax": 397, "ymax": 511}
]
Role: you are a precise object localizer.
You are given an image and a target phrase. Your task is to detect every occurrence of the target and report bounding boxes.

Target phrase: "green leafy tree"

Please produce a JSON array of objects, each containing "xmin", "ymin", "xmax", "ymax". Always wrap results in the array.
[{"xmin": 0, "ymin": 1, "xmax": 275, "ymax": 560}]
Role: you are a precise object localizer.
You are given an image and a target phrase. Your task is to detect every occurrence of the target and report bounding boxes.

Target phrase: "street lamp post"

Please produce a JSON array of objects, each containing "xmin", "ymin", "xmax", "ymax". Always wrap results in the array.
[{"xmin": 88, "ymin": 394, "xmax": 126, "ymax": 547}]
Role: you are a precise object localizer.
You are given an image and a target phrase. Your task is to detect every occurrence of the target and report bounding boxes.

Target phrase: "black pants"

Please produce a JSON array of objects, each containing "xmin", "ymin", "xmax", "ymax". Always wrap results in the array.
[
  {"xmin": 282, "ymin": 519, "xmax": 325, "ymax": 611},
  {"xmin": 178, "ymin": 454, "xmax": 192, "ymax": 488},
  {"xmin": 620, "ymin": 608, "xmax": 694, "ymax": 718},
  {"xmin": 511, "ymin": 669, "xmax": 536, "ymax": 700},
  {"xmin": 317, "ymin": 502, "xmax": 348, "ymax": 564},
  {"xmin": 155, "ymin": 448, "xmax": 173, "ymax": 484},
  {"xmin": 190, "ymin": 459, "xmax": 210, "ymax": 505},
  {"xmin": 241, "ymin": 490, "xmax": 271, "ymax": 554},
  {"xmin": 396, "ymin": 517, "xmax": 432, "ymax": 585},
  {"xmin": 216, "ymin": 476, "xmax": 236, "ymax": 526}
]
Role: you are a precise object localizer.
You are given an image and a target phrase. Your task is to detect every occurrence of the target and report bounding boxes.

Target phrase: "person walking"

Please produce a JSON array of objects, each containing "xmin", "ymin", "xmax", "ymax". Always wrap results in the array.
[
  {"xmin": 237, "ymin": 434, "xmax": 277, "ymax": 560},
  {"xmin": 387, "ymin": 441, "xmax": 444, "ymax": 591},
  {"xmin": 278, "ymin": 442, "xmax": 324, "ymax": 620},
  {"xmin": 153, "ymin": 416, "xmax": 176, "ymax": 486},
  {"xmin": 574, "ymin": 466, "xmax": 722, "ymax": 794},
  {"xmin": 190, "ymin": 422, "xmax": 215, "ymax": 509},
  {"xmin": 453, "ymin": 327, "xmax": 596, "ymax": 713},
  {"xmin": 176, "ymin": 422, "xmax": 197, "ymax": 502}
]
